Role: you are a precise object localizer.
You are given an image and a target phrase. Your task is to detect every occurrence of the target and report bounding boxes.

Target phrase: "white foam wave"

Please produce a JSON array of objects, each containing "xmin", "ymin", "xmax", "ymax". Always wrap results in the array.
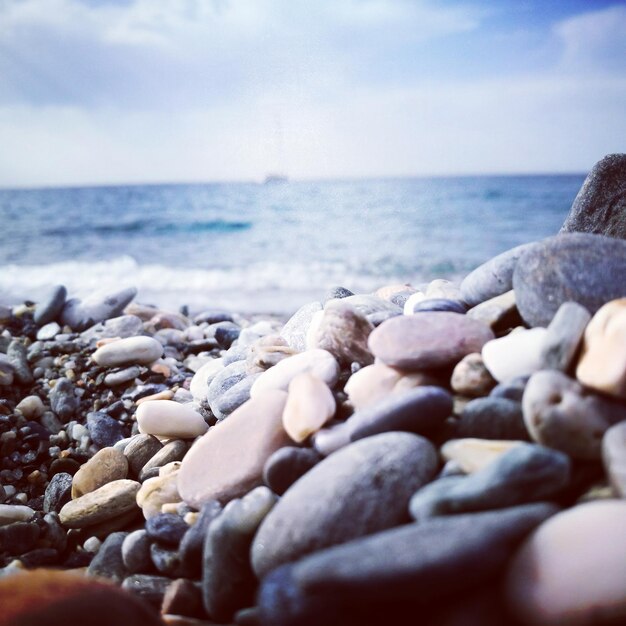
[{"xmin": 0, "ymin": 256, "xmax": 409, "ymax": 314}]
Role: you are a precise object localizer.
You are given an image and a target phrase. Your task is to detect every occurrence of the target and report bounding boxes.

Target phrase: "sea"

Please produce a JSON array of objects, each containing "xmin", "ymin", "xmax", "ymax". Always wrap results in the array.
[{"xmin": 0, "ymin": 175, "xmax": 584, "ymax": 315}]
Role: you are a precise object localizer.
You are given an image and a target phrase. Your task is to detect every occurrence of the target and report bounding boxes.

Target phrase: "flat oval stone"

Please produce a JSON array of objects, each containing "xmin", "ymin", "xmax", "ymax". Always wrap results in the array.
[
  {"xmin": 513, "ymin": 233, "xmax": 626, "ymax": 327},
  {"xmin": 408, "ymin": 298, "xmax": 466, "ymax": 314},
  {"xmin": 457, "ymin": 397, "xmax": 529, "ymax": 441},
  {"xmin": 251, "ymin": 432, "xmax": 439, "ymax": 578},
  {"xmin": 178, "ymin": 390, "xmax": 290, "ymax": 509},
  {"xmin": 122, "ymin": 528, "xmax": 154, "ymax": 574},
  {"xmin": 482, "ymin": 327, "xmax": 548, "ymax": 383},
  {"xmin": 36, "ymin": 322, "xmax": 61, "ymax": 341},
  {"xmin": 461, "ymin": 242, "xmax": 538, "ymax": 307},
  {"xmin": 207, "ymin": 360, "xmax": 248, "ymax": 406},
  {"xmin": 250, "ymin": 350, "xmax": 340, "ymax": 398},
  {"xmin": 368, "ymin": 312, "xmax": 494, "ymax": 371},
  {"xmin": 263, "ymin": 447, "xmax": 321, "ymax": 495},
  {"xmin": 124, "ymin": 434, "xmax": 163, "ymax": 477},
  {"xmin": 16, "ymin": 395, "xmax": 45, "ymax": 419},
  {"xmin": 282, "ymin": 373, "xmax": 336, "ymax": 443},
  {"xmin": 307, "ymin": 300, "xmax": 374, "ymax": 367},
  {"xmin": 61, "ymin": 286, "xmax": 137, "ymax": 332},
  {"xmin": 80, "ymin": 314, "xmax": 145, "ymax": 343},
  {"xmin": 93, "ymin": 336, "xmax": 163, "ymax": 367},
  {"xmin": 211, "ymin": 372, "xmax": 261, "ymax": 422},
  {"xmin": 523, "ymin": 370, "xmax": 626, "ymax": 460},
  {"xmin": 72, "ymin": 447, "xmax": 129, "ymax": 498},
  {"xmin": 136, "ymin": 400, "xmax": 208, "ymax": 439},
  {"xmin": 441, "ymin": 438, "xmax": 523, "ymax": 474},
  {"xmin": 576, "ymin": 298, "xmax": 626, "ymax": 399},
  {"xmin": 603, "ymin": 422, "xmax": 626, "ymax": 497},
  {"xmin": 539, "ymin": 301, "xmax": 591, "ymax": 372},
  {"xmin": 139, "ymin": 439, "xmax": 188, "ymax": 481},
  {"xmin": 466, "ymin": 290, "xmax": 520, "ymax": 330},
  {"xmin": 34, "ymin": 284, "xmax": 67, "ymax": 326},
  {"xmin": 506, "ymin": 500, "xmax": 626, "ymax": 625},
  {"xmin": 59, "ymin": 479, "xmax": 140, "ymax": 528},
  {"xmin": 0, "ymin": 504, "xmax": 35, "ymax": 526},
  {"xmin": 409, "ymin": 443, "xmax": 570, "ymax": 521},
  {"xmin": 560, "ymin": 153, "xmax": 626, "ymax": 238},
  {"xmin": 258, "ymin": 503, "xmax": 556, "ymax": 626},
  {"xmin": 348, "ymin": 385, "xmax": 453, "ymax": 441},
  {"xmin": 451, "ymin": 353, "xmax": 496, "ymax": 397}
]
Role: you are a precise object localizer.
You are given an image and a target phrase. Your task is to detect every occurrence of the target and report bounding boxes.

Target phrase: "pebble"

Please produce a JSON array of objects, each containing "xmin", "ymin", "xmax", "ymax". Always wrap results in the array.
[
  {"xmin": 506, "ymin": 500, "xmax": 626, "ymax": 625},
  {"xmin": 324, "ymin": 286, "xmax": 355, "ymax": 302},
  {"xmin": 179, "ymin": 390, "xmax": 290, "ymax": 509},
  {"xmin": 539, "ymin": 301, "xmax": 591, "ymax": 372},
  {"xmin": 15, "ymin": 394, "xmax": 45, "ymax": 419},
  {"xmin": 145, "ymin": 512, "xmax": 188, "ymax": 546},
  {"xmin": 513, "ymin": 233, "xmax": 626, "ymax": 327},
  {"xmin": 466, "ymin": 289, "xmax": 520, "ymax": 329},
  {"xmin": 124, "ymin": 434, "xmax": 164, "ymax": 477},
  {"xmin": 43, "ymin": 512, "xmax": 67, "ymax": 553},
  {"xmin": 60, "ymin": 479, "xmax": 141, "ymax": 528},
  {"xmin": 72, "ymin": 447, "xmax": 129, "ymax": 498},
  {"xmin": 49, "ymin": 377, "xmax": 79, "ymax": 420},
  {"xmin": 7, "ymin": 340, "xmax": 33, "ymax": 385},
  {"xmin": 0, "ymin": 522, "xmax": 40, "ymax": 555},
  {"xmin": 104, "ymin": 365, "xmax": 143, "ymax": 387},
  {"xmin": 36, "ymin": 321, "xmax": 61, "ymax": 341},
  {"xmin": 214, "ymin": 322, "xmax": 241, "ymax": 349},
  {"xmin": 306, "ymin": 300, "xmax": 374, "ymax": 367},
  {"xmin": 251, "ymin": 432, "xmax": 439, "ymax": 578},
  {"xmin": 206, "ymin": 360, "xmax": 248, "ymax": 406},
  {"xmin": 203, "ymin": 486, "xmax": 278, "ymax": 621},
  {"xmin": 250, "ymin": 349, "xmax": 340, "ymax": 399},
  {"xmin": 189, "ymin": 358, "xmax": 224, "ymax": 401},
  {"xmin": 441, "ymin": 438, "xmax": 523, "ymax": 473},
  {"xmin": 482, "ymin": 327, "xmax": 548, "ymax": 383},
  {"xmin": 87, "ymin": 531, "xmax": 129, "ymax": 583},
  {"xmin": 281, "ymin": 373, "xmax": 336, "ymax": 443},
  {"xmin": 139, "ymin": 439, "xmax": 188, "ymax": 481},
  {"xmin": 136, "ymin": 400, "xmax": 208, "ymax": 439},
  {"xmin": 122, "ymin": 574, "xmax": 172, "ymax": 608},
  {"xmin": 312, "ymin": 422, "xmax": 352, "ymax": 456},
  {"xmin": 409, "ymin": 443, "xmax": 570, "ymax": 521},
  {"xmin": 211, "ymin": 372, "xmax": 261, "ymax": 421},
  {"xmin": 258, "ymin": 503, "xmax": 557, "ymax": 626},
  {"xmin": 576, "ymin": 298, "xmax": 626, "ymax": 399},
  {"xmin": 457, "ymin": 396, "xmax": 529, "ymax": 440},
  {"xmin": 162, "ymin": 579, "xmax": 205, "ymax": 620},
  {"xmin": 280, "ymin": 302, "xmax": 323, "ymax": 351},
  {"xmin": 461, "ymin": 242, "xmax": 539, "ymax": 307},
  {"xmin": 451, "ymin": 352, "xmax": 496, "ymax": 397},
  {"xmin": 0, "ymin": 504, "xmax": 35, "ymax": 526},
  {"xmin": 122, "ymin": 529, "xmax": 154, "ymax": 574},
  {"xmin": 33, "ymin": 284, "xmax": 67, "ymax": 326},
  {"xmin": 560, "ymin": 153, "xmax": 626, "ymax": 238},
  {"xmin": 347, "ymin": 385, "xmax": 452, "ymax": 441},
  {"xmin": 136, "ymin": 467, "xmax": 183, "ymax": 519},
  {"xmin": 341, "ymin": 294, "xmax": 402, "ymax": 321},
  {"xmin": 80, "ymin": 314, "xmax": 145, "ymax": 343},
  {"xmin": 179, "ymin": 500, "xmax": 223, "ymax": 578},
  {"xmin": 490, "ymin": 376, "xmax": 528, "ymax": 402},
  {"xmin": 83, "ymin": 536, "xmax": 102, "ymax": 553},
  {"xmin": 603, "ymin": 421, "xmax": 626, "ymax": 497},
  {"xmin": 368, "ymin": 312, "xmax": 494, "ymax": 370},
  {"xmin": 43, "ymin": 472, "xmax": 73, "ymax": 513},
  {"xmin": 60, "ymin": 286, "xmax": 137, "ymax": 331},
  {"xmin": 407, "ymin": 297, "xmax": 466, "ymax": 314},
  {"xmin": 523, "ymin": 370, "xmax": 626, "ymax": 460},
  {"xmin": 86, "ymin": 410, "xmax": 125, "ymax": 448},
  {"xmin": 150, "ymin": 543, "xmax": 184, "ymax": 577},
  {"xmin": 344, "ymin": 362, "xmax": 439, "ymax": 411},
  {"xmin": 92, "ymin": 335, "xmax": 163, "ymax": 367},
  {"xmin": 263, "ymin": 446, "xmax": 321, "ymax": 496}
]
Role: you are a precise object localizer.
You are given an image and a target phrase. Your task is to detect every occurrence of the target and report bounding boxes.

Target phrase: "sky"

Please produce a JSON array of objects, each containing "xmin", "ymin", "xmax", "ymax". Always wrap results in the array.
[{"xmin": 0, "ymin": 0, "xmax": 625, "ymax": 187}]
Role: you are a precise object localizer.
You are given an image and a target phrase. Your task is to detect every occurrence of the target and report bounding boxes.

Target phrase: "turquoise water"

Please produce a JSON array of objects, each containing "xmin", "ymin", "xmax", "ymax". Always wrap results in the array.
[{"xmin": 0, "ymin": 175, "xmax": 584, "ymax": 313}]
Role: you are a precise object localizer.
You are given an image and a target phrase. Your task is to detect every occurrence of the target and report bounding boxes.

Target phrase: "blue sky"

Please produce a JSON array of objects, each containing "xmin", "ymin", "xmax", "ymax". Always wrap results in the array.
[{"xmin": 0, "ymin": 0, "xmax": 624, "ymax": 187}]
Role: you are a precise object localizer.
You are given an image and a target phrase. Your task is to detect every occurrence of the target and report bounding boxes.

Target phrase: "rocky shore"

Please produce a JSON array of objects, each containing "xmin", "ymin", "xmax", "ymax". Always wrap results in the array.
[{"xmin": 0, "ymin": 154, "xmax": 625, "ymax": 626}]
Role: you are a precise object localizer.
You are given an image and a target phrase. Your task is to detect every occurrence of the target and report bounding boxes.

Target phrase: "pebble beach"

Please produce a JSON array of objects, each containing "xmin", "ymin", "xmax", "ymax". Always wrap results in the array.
[{"xmin": 0, "ymin": 153, "xmax": 626, "ymax": 626}]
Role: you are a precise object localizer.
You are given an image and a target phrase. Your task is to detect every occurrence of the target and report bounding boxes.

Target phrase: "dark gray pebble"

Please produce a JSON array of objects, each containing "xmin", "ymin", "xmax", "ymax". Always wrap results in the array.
[
  {"xmin": 34, "ymin": 285, "xmax": 67, "ymax": 326},
  {"xmin": 20, "ymin": 548, "xmax": 60, "ymax": 568},
  {"xmin": 215, "ymin": 323, "xmax": 241, "ymax": 349},
  {"xmin": 0, "ymin": 522, "xmax": 40, "ymax": 556},
  {"xmin": 194, "ymin": 310, "xmax": 234, "ymax": 325},
  {"xmin": 457, "ymin": 397, "xmax": 529, "ymax": 440},
  {"xmin": 122, "ymin": 574, "xmax": 172, "ymax": 608},
  {"xmin": 212, "ymin": 373, "xmax": 261, "ymax": 421},
  {"xmin": 124, "ymin": 434, "xmax": 163, "ymax": 477},
  {"xmin": 87, "ymin": 531, "xmax": 129, "ymax": 584},
  {"xmin": 263, "ymin": 446, "xmax": 322, "ymax": 496},
  {"xmin": 323, "ymin": 286, "xmax": 355, "ymax": 304},
  {"xmin": 150, "ymin": 543, "xmax": 185, "ymax": 577},
  {"xmin": 489, "ymin": 377, "xmax": 528, "ymax": 402},
  {"xmin": 145, "ymin": 513, "xmax": 189, "ymax": 547},
  {"xmin": 179, "ymin": 500, "xmax": 223, "ymax": 578},
  {"xmin": 43, "ymin": 471, "xmax": 73, "ymax": 513},
  {"xmin": 87, "ymin": 411, "xmax": 125, "ymax": 448},
  {"xmin": 139, "ymin": 439, "xmax": 188, "ymax": 481},
  {"xmin": 43, "ymin": 512, "xmax": 67, "ymax": 553}
]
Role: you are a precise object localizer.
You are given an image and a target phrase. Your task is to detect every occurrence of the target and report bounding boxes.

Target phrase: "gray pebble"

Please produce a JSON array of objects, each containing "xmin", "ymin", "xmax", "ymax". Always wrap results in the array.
[
  {"xmin": 34, "ymin": 285, "xmax": 67, "ymax": 326},
  {"xmin": 49, "ymin": 377, "xmax": 79, "ymax": 421},
  {"xmin": 104, "ymin": 366, "xmax": 143, "ymax": 387},
  {"xmin": 7, "ymin": 340, "xmax": 33, "ymax": 385},
  {"xmin": 87, "ymin": 411, "xmax": 125, "ymax": 448},
  {"xmin": 145, "ymin": 512, "xmax": 188, "ymax": 546},
  {"xmin": 139, "ymin": 439, "xmax": 188, "ymax": 481},
  {"xmin": 122, "ymin": 529, "xmax": 154, "ymax": 574},
  {"xmin": 263, "ymin": 446, "xmax": 321, "ymax": 496},
  {"xmin": 179, "ymin": 500, "xmax": 223, "ymax": 578},
  {"xmin": 43, "ymin": 472, "xmax": 73, "ymax": 513},
  {"xmin": 457, "ymin": 397, "xmax": 529, "ymax": 440},
  {"xmin": 122, "ymin": 574, "xmax": 172, "ymax": 607},
  {"xmin": 124, "ymin": 434, "xmax": 163, "ymax": 477},
  {"xmin": 87, "ymin": 531, "xmax": 129, "ymax": 584}
]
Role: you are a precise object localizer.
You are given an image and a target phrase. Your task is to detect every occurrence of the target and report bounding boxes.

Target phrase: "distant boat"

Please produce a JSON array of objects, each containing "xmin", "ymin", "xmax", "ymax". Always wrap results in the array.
[{"xmin": 263, "ymin": 174, "xmax": 289, "ymax": 184}]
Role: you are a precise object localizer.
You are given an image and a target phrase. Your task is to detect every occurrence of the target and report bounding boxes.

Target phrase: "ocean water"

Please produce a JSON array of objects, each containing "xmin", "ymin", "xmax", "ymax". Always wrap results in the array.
[{"xmin": 0, "ymin": 175, "xmax": 584, "ymax": 314}]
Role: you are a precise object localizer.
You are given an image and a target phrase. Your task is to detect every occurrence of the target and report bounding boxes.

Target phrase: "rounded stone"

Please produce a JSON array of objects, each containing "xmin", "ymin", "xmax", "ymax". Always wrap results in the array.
[
  {"xmin": 34, "ymin": 284, "xmax": 67, "ymax": 326},
  {"xmin": 441, "ymin": 438, "xmax": 523, "ymax": 474},
  {"xmin": 145, "ymin": 512, "xmax": 188, "ymax": 546},
  {"xmin": 368, "ymin": 312, "xmax": 494, "ymax": 371},
  {"xmin": 251, "ymin": 432, "xmax": 439, "ymax": 578},
  {"xmin": 122, "ymin": 529, "xmax": 154, "ymax": 574},
  {"xmin": 506, "ymin": 500, "xmax": 626, "ymax": 625},
  {"xmin": 189, "ymin": 358, "xmax": 224, "ymax": 401},
  {"xmin": 408, "ymin": 298, "xmax": 467, "ymax": 314},
  {"xmin": 457, "ymin": 397, "xmax": 529, "ymax": 441},
  {"xmin": 0, "ymin": 504, "xmax": 36, "ymax": 526},
  {"xmin": 124, "ymin": 434, "xmax": 163, "ymax": 477},
  {"xmin": 60, "ymin": 479, "xmax": 140, "ymax": 528},
  {"xmin": 15, "ymin": 395, "xmax": 45, "ymax": 419},
  {"xmin": 451, "ymin": 353, "xmax": 496, "ymax": 397},
  {"xmin": 263, "ymin": 446, "xmax": 321, "ymax": 496},
  {"xmin": 61, "ymin": 286, "xmax": 137, "ymax": 332},
  {"xmin": 576, "ymin": 298, "xmax": 626, "ymax": 399},
  {"xmin": 92, "ymin": 336, "xmax": 163, "ymax": 367},
  {"xmin": 86, "ymin": 411, "xmax": 125, "ymax": 448},
  {"xmin": 136, "ymin": 469, "xmax": 182, "ymax": 520},
  {"xmin": 178, "ymin": 390, "xmax": 291, "ymax": 509},
  {"xmin": 282, "ymin": 373, "xmax": 336, "ymax": 443},
  {"xmin": 513, "ymin": 233, "xmax": 626, "ymax": 327},
  {"xmin": 250, "ymin": 349, "xmax": 340, "ymax": 398},
  {"xmin": 136, "ymin": 400, "xmax": 208, "ymax": 439},
  {"xmin": 523, "ymin": 370, "xmax": 626, "ymax": 460},
  {"xmin": 72, "ymin": 447, "xmax": 129, "ymax": 499}
]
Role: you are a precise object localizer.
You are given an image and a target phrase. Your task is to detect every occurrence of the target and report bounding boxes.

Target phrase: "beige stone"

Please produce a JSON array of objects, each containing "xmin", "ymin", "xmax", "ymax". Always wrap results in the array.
[
  {"xmin": 72, "ymin": 447, "xmax": 129, "ymax": 499},
  {"xmin": 59, "ymin": 479, "xmax": 140, "ymax": 528},
  {"xmin": 92, "ymin": 335, "xmax": 163, "ymax": 367},
  {"xmin": 15, "ymin": 395, "xmax": 45, "ymax": 419},
  {"xmin": 440, "ymin": 438, "xmax": 522, "ymax": 473},
  {"xmin": 250, "ymin": 349, "xmax": 339, "ymax": 398},
  {"xmin": 178, "ymin": 390, "xmax": 290, "ymax": 508},
  {"xmin": 451, "ymin": 353, "xmax": 496, "ymax": 397},
  {"xmin": 467, "ymin": 289, "xmax": 517, "ymax": 329},
  {"xmin": 506, "ymin": 501, "xmax": 626, "ymax": 625},
  {"xmin": 374, "ymin": 284, "xmax": 415, "ymax": 302},
  {"xmin": 576, "ymin": 298, "xmax": 626, "ymax": 399},
  {"xmin": 136, "ymin": 400, "xmax": 208, "ymax": 439},
  {"xmin": 136, "ymin": 467, "xmax": 182, "ymax": 519},
  {"xmin": 282, "ymin": 373, "xmax": 336, "ymax": 442}
]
